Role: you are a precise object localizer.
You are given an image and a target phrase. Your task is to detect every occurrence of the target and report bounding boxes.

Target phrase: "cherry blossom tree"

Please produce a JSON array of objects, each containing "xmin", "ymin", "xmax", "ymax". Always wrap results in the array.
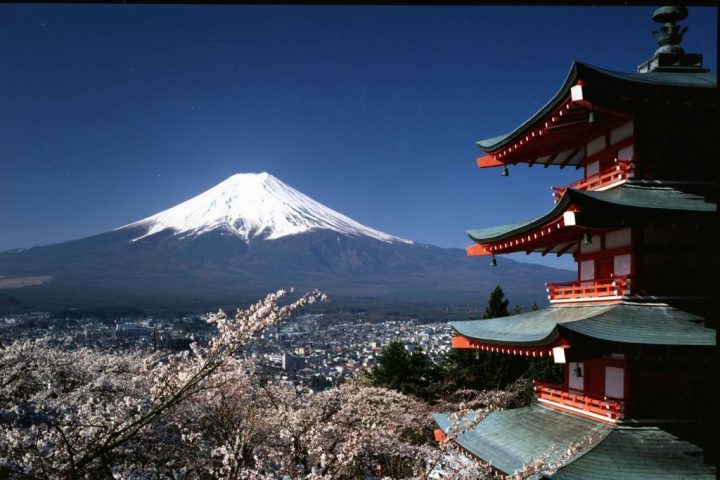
[
  {"xmin": 0, "ymin": 288, "xmax": 567, "ymax": 479},
  {"xmin": 0, "ymin": 289, "xmax": 326, "ymax": 478}
]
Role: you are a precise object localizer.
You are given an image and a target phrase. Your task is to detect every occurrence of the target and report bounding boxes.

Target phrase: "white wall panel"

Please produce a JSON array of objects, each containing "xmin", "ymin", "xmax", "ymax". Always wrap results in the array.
[
  {"xmin": 610, "ymin": 121, "xmax": 634, "ymax": 145},
  {"xmin": 605, "ymin": 228, "xmax": 631, "ymax": 249}
]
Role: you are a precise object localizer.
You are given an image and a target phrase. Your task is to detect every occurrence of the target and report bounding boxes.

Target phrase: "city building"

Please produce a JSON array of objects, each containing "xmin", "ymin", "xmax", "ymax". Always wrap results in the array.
[{"xmin": 434, "ymin": 6, "xmax": 717, "ymax": 478}]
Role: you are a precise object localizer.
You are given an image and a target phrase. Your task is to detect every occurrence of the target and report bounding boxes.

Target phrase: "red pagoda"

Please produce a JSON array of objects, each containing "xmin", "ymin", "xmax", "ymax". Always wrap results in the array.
[{"xmin": 434, "ymin": 6, "xmax": 717, "ymax": 478}]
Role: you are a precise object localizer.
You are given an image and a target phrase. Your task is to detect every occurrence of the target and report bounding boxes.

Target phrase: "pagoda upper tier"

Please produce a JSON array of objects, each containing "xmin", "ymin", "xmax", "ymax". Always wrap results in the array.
[{"xmin": 475, "ymin": 62, "xmax": 716, "ymax": 171}]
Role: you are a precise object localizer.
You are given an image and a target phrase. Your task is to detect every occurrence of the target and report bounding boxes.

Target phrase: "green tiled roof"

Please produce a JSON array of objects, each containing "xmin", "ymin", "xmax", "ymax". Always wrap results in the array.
[
  {"xmin": 559, "ymin": 303, "xmax": 716, "ymax": 346},
  {"xmin": 577, "ymin": 183, "xmax": 715, "ymax": 212},
  {"xmin": 477, "ymin": 61, "xmax": 717, "ymax": 151},
  {"xmin": 433, "ymin": 405, "xmax": 611, "ymax": 475},
  {"xmin": 466, "ymin": 185, "xmax": 715, "ymax": 244},
  {"xmin": 588, "ymin": 65, "xmax": 717, "ymax": 88},
  {"xmin": 549, "ymin": 426, "xmax": 717, "ymax": 479},
  {"xmin": 451, "ymin": 305, "xmax": 612, "ymax": 346},
  {"xmin": 451, "ymin": 303, "xmax": 716, "ymax": 347},
  {"xmin": 434, "ymin": 407, "xmax": 716, "ymax": 478}
]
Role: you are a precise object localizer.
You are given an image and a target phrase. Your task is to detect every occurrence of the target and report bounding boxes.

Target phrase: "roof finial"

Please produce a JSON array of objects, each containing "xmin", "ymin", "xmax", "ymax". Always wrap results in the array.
[
  {"xmin": 637, "ymin": 6, "xmax": 707, "ymax": 73},
  {"xmin": 652, "ymin": 6, "xmax": 688, "ymax": 55}
]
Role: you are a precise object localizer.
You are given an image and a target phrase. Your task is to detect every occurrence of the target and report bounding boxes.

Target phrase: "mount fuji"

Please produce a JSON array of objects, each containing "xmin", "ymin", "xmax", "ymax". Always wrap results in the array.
[
  {"xmin": 122, "ymin": 172, "xmax": 411, "ymax": 244},
  {"xmin": 0, "ymin": 173, "xmax": 569, "ymax": 311}
]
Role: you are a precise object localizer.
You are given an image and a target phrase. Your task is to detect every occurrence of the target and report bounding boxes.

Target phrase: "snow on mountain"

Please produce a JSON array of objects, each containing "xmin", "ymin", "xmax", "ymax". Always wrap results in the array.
[{"xmin": 121, "ymin": 172, "xmax": 412, "ymax": 244}]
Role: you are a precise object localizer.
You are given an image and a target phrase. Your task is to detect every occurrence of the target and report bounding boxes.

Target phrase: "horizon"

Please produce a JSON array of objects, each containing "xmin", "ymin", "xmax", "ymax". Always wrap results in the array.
[{"xmin": 1, "ymin": 4, "xmax": 717, "ymax": 269}]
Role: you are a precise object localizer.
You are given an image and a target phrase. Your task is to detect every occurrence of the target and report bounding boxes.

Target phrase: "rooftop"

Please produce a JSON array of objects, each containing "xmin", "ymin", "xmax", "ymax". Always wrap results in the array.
[
  {"xmin": 451, "ymin": 303, "xmax": 716, "ymax": 348},
  {"xmin": 434, "ymin": 405, "xmax": 716, "ymax": 478},
  {"xmin": 476, "ymin": 62, "xmax": 716, "ymax": 153}
]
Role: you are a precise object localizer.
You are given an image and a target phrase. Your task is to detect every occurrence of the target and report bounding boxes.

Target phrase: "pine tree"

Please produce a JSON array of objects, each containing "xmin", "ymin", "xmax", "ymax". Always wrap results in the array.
[
  {"xmin": 369, "ymin": 341, "xmax": 440, "ymax": 399},
  {"xmin": 483, "ymin": 286, "xmax": 510, "ymax": 319},
  {"xmin": 370, "ymin": 341, "xmax": 409, "ymax": 389},
  {"xmin": 438, "ymin": 286, "xmax": 518, "ymax": 393},
  {"xmin": 439, "ymin": 348, "xmax": 513, "ymax": 392}
]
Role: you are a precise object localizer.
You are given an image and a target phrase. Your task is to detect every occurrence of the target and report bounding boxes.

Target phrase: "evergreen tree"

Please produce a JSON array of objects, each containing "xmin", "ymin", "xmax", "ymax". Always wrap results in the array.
[
  {"xmin": 369, "ymin": 341, "xmax": 440, "ymax": 400},
  {"xmin": 526, "ymin": 357, "xmax": 563, "ymax": 384},
  {"xmin": 370, "ymin": 341, "xmax": 409, "ymax": 389},
  {"xmin": 438, "ymin": 286, "xmax": 517, "ymax": 393},
  {"xmin": 483, "ymin": 286, "xmax": 510, "ymax": 319},
  {"xmin": 439, "ymin": 348, "xmax": 514, "ymax": 392},
  {"xmin": 438, "ymin": 286, "xmax": 562, "ymax": 396}
]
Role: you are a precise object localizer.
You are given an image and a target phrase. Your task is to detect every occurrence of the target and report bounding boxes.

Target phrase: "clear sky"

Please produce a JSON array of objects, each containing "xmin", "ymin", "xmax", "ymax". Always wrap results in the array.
[{"xmin": 1, "ymin": 4, "xmax": 717, "ymax": 268}]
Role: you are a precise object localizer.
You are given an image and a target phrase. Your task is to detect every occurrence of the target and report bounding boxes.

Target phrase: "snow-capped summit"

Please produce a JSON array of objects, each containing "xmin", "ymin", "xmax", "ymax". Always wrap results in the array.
[{"xmin": 121, "ymin": 172, "xmax": 412, "ymax": 244}]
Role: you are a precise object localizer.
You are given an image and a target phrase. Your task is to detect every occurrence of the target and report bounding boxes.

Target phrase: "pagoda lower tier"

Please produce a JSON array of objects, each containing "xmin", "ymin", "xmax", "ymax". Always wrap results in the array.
[
  {"xmin": 450, "ymin": 303, "xmax": 715, "ymax": 423},
  {"xmin": 433, "ymin": 405, "xmax": 716, "ymax": 479}
]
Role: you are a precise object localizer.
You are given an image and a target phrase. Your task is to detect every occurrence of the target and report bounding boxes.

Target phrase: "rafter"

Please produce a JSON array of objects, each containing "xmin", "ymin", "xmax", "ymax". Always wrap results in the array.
[
  {"xmin": 559, "ymin": 147, "xmax": 582, "ymax": 169},
  {"xmin": 556, "ymin": 242, "xmax": 576, "ymax": 257}
]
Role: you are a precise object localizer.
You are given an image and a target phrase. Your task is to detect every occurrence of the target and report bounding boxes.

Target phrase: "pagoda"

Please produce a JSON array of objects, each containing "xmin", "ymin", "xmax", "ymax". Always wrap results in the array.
[{"xmin": 434, "ymin": 7, "xmax": 717, "ymax": 478}]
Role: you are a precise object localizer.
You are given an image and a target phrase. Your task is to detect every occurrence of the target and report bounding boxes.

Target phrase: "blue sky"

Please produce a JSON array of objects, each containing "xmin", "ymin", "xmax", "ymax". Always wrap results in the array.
[{"xmin": 0, "ymin": 5, "xmax": 717, "ymax": 268}]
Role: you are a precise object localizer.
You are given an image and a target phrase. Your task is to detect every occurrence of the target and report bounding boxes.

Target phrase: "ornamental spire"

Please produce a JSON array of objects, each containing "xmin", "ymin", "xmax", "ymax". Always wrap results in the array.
[
  {"xmin": 637, "ymin": 6, "xmax": 708, "ymax": 73},
  {"xmin": 651, "ymin": 6, "xmax": 688, "ymax": 55}
]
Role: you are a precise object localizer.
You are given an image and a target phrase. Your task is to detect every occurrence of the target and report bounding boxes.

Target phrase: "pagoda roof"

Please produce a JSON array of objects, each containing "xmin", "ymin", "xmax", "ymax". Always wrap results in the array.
[
  {"xmin": 433, "ymin": 405, "xmax": 610, "ymax": 475},
  {"xmin": 451, "ymin": 303, "xmax": 716, "ymax": 347},
  {"xmin": 477, "ymin": 61, "xmax": 717, "ymax": 153},
  {"xmin": 467, "ymin": 183, "xmax": 715, "ymax": 247},
  {"xmin": 550, "ymin": 426, "xmax": 716, "ymax": 479},
  {"xmin": 433, "ymin": 406, "xmax": 716, "ymax": 478}
]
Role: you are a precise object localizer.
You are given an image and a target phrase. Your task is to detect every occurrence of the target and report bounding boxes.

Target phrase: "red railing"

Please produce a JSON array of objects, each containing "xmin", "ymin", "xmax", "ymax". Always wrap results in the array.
[
  {"xmin": 552, "ymin": 161, "xmax": 632, "ymax": 201},
  {"xmin": 546, "ymin": 275, "xmax": 630, "ymax": 302},
  {"xmin": 534, "ymin": 380, "xmax": 624, "ymax": 422}
]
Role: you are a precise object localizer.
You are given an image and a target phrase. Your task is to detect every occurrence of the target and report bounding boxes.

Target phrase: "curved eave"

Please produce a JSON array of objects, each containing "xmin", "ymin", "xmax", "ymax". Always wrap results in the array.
[
  {"xmin": 476, "ymin": 62, "xmax": 583, "ymax": 151},
  {"xmin": 467, "ymin": 185, "xmax": 716, "ymax": 248},
  {"xmin": 467, "ymin": 191, "xmax": 572, "ymax": 245},
  {"xmin": 451, "ymin": 303, "xmax": 716, "ymax": 348},
  {"xmin": 433, "ymin": 406, "xmax": 610, "ymax": 476},
  {"xmin": 451, "ymin": 304, "xmax": 615, "ymax": 347},
  {"xmin": 476, "ymin": 61, "xmax": 717, "ymax": 153}
]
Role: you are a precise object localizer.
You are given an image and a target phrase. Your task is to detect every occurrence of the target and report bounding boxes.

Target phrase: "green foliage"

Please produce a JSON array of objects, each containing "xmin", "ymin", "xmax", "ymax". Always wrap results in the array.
[
  {"xmin": 438, "ymin": 348, "xmax": 515, "ymax": 391},
  {"xmin": 308, "ymin": 375, "xmax": 333, "ymax": 391},
  {"xmin": 526, "ymin": 357, "xmax": 563, "ymax": 384},
  {"xmin": 368, "ymin": 341, "xmax": 441, "ymax": 400},
  {"xmin": 483, "ymin": 286, "xmax": 510, "ymax": 319},
  {"xmin": 369, "ymin": 286, "xmax": 563, "ymax": 403}
]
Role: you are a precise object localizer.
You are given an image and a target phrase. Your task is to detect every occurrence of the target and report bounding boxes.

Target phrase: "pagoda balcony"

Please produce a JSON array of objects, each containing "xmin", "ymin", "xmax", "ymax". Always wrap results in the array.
[
  {"xmin": 534, "ymin": 380, "xmax": 625, "ymax": 423},
  {"xmin": 546, "ymin": 275, "xmax": 630, "ymax": 304},
  {"xmin": 552, "ymin": 161, "xmax": 633, "ymax": 202}
]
